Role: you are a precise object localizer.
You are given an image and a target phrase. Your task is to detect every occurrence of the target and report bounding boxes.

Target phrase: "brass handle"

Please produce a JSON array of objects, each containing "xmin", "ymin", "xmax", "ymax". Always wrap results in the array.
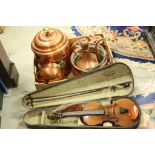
[
  {"xmin": 95, "ymin": 39, "xmax": 104, "ymax": 62},
  {"xmin": 43, "ymin": 27, "xmax": 53, "ymax": 36}
]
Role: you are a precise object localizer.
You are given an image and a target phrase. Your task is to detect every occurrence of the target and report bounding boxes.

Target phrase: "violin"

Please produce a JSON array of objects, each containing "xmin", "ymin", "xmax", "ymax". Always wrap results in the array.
[{"xmin": 47, "ymin": 98, "xmax": 139, "ymax": 127}]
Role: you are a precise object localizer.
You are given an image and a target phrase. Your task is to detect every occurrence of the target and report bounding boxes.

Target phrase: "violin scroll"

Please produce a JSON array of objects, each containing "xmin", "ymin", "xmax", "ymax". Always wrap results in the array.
[{"xmin": 47, "ymin": 112, "xmax": 62, "ymax": 120}]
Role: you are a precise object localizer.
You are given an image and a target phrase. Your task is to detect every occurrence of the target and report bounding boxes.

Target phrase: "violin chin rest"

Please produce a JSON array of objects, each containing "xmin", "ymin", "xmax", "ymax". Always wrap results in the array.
[{"xmin": 128, "ymin": 105, "xmax": 139, "ymax": 120}]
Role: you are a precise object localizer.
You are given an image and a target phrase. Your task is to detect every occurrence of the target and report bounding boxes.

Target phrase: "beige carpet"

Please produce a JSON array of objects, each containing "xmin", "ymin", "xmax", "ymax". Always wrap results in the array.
[{"xmin": 0, "ymin": 26, "xmax": 155, "ymax": 128}]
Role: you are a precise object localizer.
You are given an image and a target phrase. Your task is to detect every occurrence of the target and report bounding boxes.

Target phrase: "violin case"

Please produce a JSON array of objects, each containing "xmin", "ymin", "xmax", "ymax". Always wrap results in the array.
[{"xmin": 22, "ymin": 62, "xmax": 141, "ymax": 129}]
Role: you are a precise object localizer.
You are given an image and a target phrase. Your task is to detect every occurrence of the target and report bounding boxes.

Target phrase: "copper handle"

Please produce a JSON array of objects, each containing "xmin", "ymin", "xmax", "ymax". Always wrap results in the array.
[
  {"xmin": 72, "ymin": 37, "xmax": 90, "ymax": 57},
  {"xmin": 95, "ymin": 39, "xmax": 104, "ymax": 62},
  {"xmin": 43, "ymin": 27, "xmax": 53, "ymax": 36}
]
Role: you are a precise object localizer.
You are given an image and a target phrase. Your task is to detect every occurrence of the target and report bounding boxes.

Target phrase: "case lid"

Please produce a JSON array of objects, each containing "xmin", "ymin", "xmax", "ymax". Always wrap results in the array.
[
  {"xmin": 22, "ymin": 62, "xmax": 134, "ymax": 109},
  {"xmin": 31, "ymin": 28, "xmax": 69, "ymax": 55}
]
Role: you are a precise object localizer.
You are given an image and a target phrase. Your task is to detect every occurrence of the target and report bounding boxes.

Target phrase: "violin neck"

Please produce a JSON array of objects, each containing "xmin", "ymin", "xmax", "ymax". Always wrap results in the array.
[{"xmin": 61, "ymin": 109, "xmax": 105, "ymax": 118}]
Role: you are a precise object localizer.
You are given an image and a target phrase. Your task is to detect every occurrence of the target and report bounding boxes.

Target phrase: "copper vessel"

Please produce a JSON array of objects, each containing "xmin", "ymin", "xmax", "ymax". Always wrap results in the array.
[
  {"xmin": 31, "ymin": 27, "xmax": 71, "ymax": 83},
  {"xmin": 36, "ymin": 62, "xmax": 65, "ymax": 83},
  {"xmin": 70, "ymin": 36, "xmax": 107, "ymax": 76}
]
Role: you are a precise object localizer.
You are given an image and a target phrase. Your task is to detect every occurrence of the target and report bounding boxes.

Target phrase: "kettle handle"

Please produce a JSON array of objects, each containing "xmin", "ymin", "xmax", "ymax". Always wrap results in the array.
[{"xmin": 95, "ymin": 39, "xmax": 104, "ymax": 63}]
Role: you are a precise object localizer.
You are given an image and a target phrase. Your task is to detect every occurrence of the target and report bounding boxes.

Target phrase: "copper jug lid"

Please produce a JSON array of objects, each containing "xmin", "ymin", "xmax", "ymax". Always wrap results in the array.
[{"xmin": 31, "ymin": 27, "xmax": 69, "ymax": 55}]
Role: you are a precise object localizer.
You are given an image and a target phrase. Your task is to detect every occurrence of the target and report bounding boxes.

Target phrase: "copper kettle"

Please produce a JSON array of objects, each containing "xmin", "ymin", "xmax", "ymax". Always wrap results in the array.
[
  {"xmin": 31, "ymin": 27, "xmax": 71, "ymax": 83},
  {"xmin": 71, "ymin": 36, "xmax": 107, "ymax": 76},
  {"xmin": 36, "ymin": 62, "xmax": 66, "ymax": 83}
]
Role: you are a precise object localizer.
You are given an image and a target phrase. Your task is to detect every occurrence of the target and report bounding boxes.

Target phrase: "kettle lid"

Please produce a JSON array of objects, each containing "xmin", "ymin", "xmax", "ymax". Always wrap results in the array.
[{"xmin": 31, "ymin": 27, "xmax": 69, "ymax": 55}]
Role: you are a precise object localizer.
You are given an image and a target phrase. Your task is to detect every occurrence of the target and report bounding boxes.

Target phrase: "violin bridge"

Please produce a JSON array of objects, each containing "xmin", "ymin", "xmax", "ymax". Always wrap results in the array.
[{"xmin": 107, "ymin": 117, "xmax": 119, "ymax": 124}]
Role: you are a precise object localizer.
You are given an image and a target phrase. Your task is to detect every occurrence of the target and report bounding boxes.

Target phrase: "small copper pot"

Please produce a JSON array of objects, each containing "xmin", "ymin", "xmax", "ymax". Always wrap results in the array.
[
  {"xmin": 36, "ymin": 62, "xmax": 65, "ymax": 83},
  {"xmin": 70, "ymin": 36, "xmax": 107, "ymax": 76},
  {"xmin": 31, "ymin": 28, "xmax": 71, "ymax": 83}
]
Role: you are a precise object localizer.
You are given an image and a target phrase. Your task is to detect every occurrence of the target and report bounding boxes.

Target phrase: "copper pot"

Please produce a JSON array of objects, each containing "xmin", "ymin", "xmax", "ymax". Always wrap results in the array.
[
  {"xmin": 70, "ymin": 36, "xmax": 107, "ymax": 76},
  {"xmin": 31, "ymin": 27, "xmax": 72, "ymax": 83},
  {"xmin": 36, "ymin": 62, "xmax": 65, "ymax": 83}
]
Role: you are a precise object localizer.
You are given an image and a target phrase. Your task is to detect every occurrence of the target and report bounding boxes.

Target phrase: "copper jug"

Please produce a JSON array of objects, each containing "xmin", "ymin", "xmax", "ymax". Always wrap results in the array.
[
  {"xmin": 70, "ymin": 36, "xmax": 107, "ymax": 76},
  {"xmin": 36, "ymin": 62, "xmax": 66, "ymax": 83},
  {"xmin": 31, "ymin": 27, "xmax": 71, "ymax": 83}
]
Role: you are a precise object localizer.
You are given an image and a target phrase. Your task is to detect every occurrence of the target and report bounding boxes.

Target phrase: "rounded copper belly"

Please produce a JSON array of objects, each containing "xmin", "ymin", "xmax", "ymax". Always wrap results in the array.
[
  {"xmin": 36, "ymin": 63, "xmax": 65, "ymax": 83},
  {"xmin": 76, "ymin": 52, "xmax": 99, "ymax": 71}
]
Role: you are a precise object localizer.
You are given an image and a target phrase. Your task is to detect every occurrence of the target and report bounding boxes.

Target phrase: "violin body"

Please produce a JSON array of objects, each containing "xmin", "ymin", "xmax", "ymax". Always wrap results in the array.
[
  {"xmin": 82, "ymin": 99, "xmax": 139, "ymax": 127},
  {"xmin": 47, "ymin": 98, "xmax": 140, "ymax": 128}
]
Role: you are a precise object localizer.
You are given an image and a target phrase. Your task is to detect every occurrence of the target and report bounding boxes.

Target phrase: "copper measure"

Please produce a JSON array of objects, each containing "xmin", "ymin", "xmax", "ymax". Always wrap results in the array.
[{"xmin": 70, "ymin": 35, "xmax": 107, "ymax": 76}]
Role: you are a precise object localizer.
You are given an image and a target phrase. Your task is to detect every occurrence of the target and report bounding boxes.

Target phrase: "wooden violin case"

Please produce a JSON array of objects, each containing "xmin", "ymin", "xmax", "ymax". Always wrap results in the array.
[{"xmin": 22, "ymin": 63, "xmax": 140, "ymax": 129}]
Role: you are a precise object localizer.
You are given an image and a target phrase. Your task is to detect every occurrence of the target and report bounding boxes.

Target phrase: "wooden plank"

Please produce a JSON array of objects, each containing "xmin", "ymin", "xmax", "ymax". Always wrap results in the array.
[{"xmin": 0, "ymin": 40, "xmax": 19, "ymax": 88}]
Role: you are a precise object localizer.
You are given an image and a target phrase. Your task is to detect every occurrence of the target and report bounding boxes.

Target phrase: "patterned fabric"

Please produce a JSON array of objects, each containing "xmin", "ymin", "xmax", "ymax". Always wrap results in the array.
[
  {"xmin": 71, "ymin": 26, "xmax": 155, "ymax": 128},
  {"xmin": 71, "ymin": 26, "xmax": 155, "ymax": 62}
]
